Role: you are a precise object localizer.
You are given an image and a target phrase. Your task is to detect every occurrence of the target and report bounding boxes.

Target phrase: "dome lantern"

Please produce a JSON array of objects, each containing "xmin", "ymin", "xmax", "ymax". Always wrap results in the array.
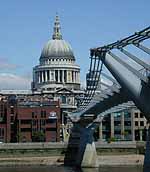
[{"xmin": 52, "ymin": 14, "xmax": 62, "ymax": 40}]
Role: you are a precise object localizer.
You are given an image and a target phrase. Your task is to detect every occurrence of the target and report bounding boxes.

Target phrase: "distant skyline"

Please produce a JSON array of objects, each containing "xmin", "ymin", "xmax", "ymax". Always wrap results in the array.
[{"xmin": 0, "ymin": 0, "xmax": 149, "ymax": 89}]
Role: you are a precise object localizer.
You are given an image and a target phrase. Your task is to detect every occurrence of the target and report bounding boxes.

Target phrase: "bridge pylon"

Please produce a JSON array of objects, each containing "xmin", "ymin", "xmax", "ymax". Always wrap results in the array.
[{"xmin": 64, "ymin": 116, "xmax": 98, "ymax": 167}]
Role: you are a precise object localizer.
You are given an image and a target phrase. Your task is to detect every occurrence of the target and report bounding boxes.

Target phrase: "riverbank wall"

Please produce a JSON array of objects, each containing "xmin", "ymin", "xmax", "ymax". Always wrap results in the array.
[
  {"xmin": 0, "ymin": 141, "xmax": 145, "ymax": 167},
  {"xmin": 0, "ymin": 141, "xmax": 145, "ymax": 157}
]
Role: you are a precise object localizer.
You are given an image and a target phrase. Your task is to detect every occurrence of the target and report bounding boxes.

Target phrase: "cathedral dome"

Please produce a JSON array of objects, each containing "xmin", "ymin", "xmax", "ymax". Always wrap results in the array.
[
  {"xmin": 40, "ymin": 39, "xmax": 75, "ymax": 60},
  {"xmin": 40, "ymin": 15, "xmax": 75, "ymax": 60}
]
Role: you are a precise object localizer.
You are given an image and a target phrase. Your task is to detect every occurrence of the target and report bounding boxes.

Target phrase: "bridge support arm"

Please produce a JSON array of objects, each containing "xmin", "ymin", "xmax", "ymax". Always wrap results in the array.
[
  {"xmin": 134, "ymin": 43, "xmax": 150, "ymax": 55},
  {"xmin": 119, "ymin": 48, "xmax": 150, "ymax": 71},
  {"xmin": 99, "ymin": 52, "xmax": 150, "ymax": 120}
]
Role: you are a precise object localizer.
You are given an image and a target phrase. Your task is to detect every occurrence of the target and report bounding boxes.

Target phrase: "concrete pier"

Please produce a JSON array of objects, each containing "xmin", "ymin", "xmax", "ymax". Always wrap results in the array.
[{"xmin": 64, "ymin": 123, "xmax": 98, "ymax": 167}]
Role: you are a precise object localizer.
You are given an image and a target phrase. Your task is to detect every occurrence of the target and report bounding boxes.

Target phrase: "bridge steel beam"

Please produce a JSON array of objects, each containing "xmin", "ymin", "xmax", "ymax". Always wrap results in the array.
[
  {"xmin": 108, "ymin": 51, "xmax": 148, "ymax": 83},
  {"xmin": 98, "ymin": 51, "xmax": 150, "ymax": 120},
  {"xmin": 119, "ymin": 48, "xmax": 150, "ymax": 71},
  {"xmin": 99, "ymin": 81, "xmax": 120, "ymax": 93},
  {"xmin": 82, "ymin": 89, "xmax": 129, "ymax": 117},
  {"xmin": 134, "ymin": 43, "xmax": 150, "ymax": 55}
]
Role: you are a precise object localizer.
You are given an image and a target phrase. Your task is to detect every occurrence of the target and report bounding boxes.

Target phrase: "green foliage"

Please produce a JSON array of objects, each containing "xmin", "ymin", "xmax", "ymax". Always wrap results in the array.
[
  {"xmin": 32, "ymin": 131, "xmax": 45, "ymax": 142},
  {"xmin": 122, "ymin": 131, "xmax": 129, "ymax": 136},
  {"xmin": 17, "ymin": 132, "xmax": 23, "ymax": 142},
  {"xmin": 107, "ymin": 137, "xmax": 116, "ymax": 143}
]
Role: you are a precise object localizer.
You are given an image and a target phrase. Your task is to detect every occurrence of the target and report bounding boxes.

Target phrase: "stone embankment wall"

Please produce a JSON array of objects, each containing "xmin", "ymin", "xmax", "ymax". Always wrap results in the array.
[{"xmin": 0, "ymin": 141, "xmax": 145, "ymax": 157}]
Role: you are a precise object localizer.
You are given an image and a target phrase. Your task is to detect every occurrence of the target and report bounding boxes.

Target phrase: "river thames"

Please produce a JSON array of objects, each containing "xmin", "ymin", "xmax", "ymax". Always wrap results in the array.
[{"xmin": 0, "ymin": 166, "xmax": 143, "ymax": 172}]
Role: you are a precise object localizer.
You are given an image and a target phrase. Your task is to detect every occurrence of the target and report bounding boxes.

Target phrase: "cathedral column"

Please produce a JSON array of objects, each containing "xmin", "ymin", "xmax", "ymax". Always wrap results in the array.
[
  {"xmin": 42, "ymin": 71, "xmax": 44, "ymax": 82},
  {"xmin": 45, "ymin": 70, "xmax": 48, "ymax": 82},
  {"xmin": 62, "ymin": 70, "xmax": 64, "ymax": 83},
  {"xmin": 76, "ymin": 72, "xmax": 78, "ymax": 83},
  {"xmin": 78, "ymin": 72, "xmax": 80, "ymax": 83},
  {"xmin": 38, "ymin": 72, "xmax": 40, "ymax": 83},
  {"xmin": 73, "ymin": 71, "xmax": 75, "ymax": 83},
  {"xmin": 74, "ymin": 72, "xmax": 76, "ymax": 83},
  {"xmin": 67, "ymin": 70, "xmax": 71, "ymax": 82},
  {"xmin": 40, "ymin": 71, "xmax": 42, "ymax": 83},
  {"xmin": 49, "ymin": 70, "xmax": 51, "ymax": 81},
  {"xmin": 58, "ymin": 70, "xmax": 60, "ymax": 83},
  {"xmin": 70, "ymin": 71, "xmax": 72, "ymax": 82}
]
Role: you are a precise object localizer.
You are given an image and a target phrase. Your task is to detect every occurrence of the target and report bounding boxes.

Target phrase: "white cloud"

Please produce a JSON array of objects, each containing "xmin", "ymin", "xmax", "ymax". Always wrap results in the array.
[{"xmin": 0, "ymin": 73, "xmax": 31, "ymax": 90}]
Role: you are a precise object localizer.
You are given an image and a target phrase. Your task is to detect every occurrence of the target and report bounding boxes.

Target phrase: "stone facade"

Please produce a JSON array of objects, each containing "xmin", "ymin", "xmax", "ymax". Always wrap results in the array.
[{"xmin": 98, "ymin": 108, "xmax": 148, "ymax": 141}]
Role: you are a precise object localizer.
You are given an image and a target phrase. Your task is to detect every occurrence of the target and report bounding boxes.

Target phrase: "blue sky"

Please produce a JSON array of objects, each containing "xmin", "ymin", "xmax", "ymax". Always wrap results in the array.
[{"xmin": 0, "ymin": 0, "xmax": 149, "ymax": 89}]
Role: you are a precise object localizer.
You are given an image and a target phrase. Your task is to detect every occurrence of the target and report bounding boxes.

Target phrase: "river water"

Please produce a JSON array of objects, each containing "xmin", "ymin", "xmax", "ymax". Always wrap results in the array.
[{"xmin": 0, "ymin": 166, "xmax": 143, "ymax": 172}]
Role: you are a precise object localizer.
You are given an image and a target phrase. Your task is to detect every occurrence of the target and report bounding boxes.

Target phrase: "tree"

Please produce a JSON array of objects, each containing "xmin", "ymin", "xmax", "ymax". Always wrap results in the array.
[{"xmin": 32, "ymin": 131, "xmax": 45, "ymax": 142}]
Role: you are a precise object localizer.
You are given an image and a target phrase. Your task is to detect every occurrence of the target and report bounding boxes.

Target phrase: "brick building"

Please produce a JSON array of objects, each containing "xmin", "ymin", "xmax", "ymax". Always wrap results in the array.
[
  {"xmin": 0, "ymin": 96, "xmax": 11, "ymax": 143},
  {"xmin": 0, "ymin": 95, "xmax": 60, "ymax": 143}
]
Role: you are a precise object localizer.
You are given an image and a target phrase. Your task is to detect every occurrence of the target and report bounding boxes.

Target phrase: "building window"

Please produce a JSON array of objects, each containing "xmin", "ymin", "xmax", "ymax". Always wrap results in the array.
[
  {"xmin": 41, "ymin": 128, "xmax": 45, "ymax": 133},
  {"xmin": 11, "ymin": 116, "xmax": 14, "ymax": 123},
  {"xmin": 140, "ymin": 121, "xmax": 144, "ymax": 126},
  {"xmin": 21, "ymin": 120, "xmax": 31, "ymax": 124},
  {"xmin": 32, "ymin": 120, "xmax": 37, "ymax": 126},
  {"xmin": 46, "ymin": 119, "xmax": 56, "ymax": 124},
  {"xmin": 32, "ymin": 112, "xmax": 34, "ymax": 118},
  {"xmin": 124, "ymin": 121, "xmax": 131, "ymax": 126},
  {"xmin": 0, "ymin": 128, "xmax": 4, "ymax": 137},
  {"xmin": 114, "ymin": 130, "xmax": 121, "ymax": 135},
  {"xmin": 44, "ymin": 111, "xmax": 46, "ymax": 118},
  {"xmin": 42, "ymin": 120, "xmax": 45, "ymax": 125},
  {"xmin": 0, "ymin": 105, "xmax": 3, "ymax": 110},
  {"xmin": 114, "ymin": 121, "xmax": 121, "ymax": 126},
  {"xmin": 40, "ymin": 119, "xmax": 46, "ymax": 127},
  {"xmin": 124, "ymin": 112, "xmax": 131, "ymax": 118},
  {"xmin": 134, "ymin": 113, "xmax": 138, "ymax": 118},
  {"xmin": 32, "ymin": 128, "xmax": 37, "ymax": 132},
  {"xmin": 135, "ymin": 121, "xmax": 138, "ymax": 126},
  {"xmin": 114, "ymin": 112, "xmax": 121, "ymax": 118},
  {"xmin": 125, "ymin": 130, "xmax": 131, "ymax": 135},
  {"xmin": 61, "ymin": 96, "xmax": 66, "ymax": 104},
  {"xmin": 46, "ymin": 128, "xmax": 57, "ymax": 131},
  {"xmin": 21, "ymin": 128, "xmax": 31, "ymax": 132},
  {"xmin": 10, "ymin": 107, "xmax": 14, "ymax": 114},
  {"xmin": 140, "ymin": 113, "xmax": 144, "ymax": 118},
  {"xmin": 41, "ymin": 111, "xmax": 46, "ymax": 118},
  {"xmin": 41, "ymin": 111, "xmax": 43, "ymax": 118}
]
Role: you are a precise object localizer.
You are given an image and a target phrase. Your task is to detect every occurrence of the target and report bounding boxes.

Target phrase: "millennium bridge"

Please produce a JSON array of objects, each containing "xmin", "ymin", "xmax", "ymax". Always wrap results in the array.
[{"xmin": 64, "ymin": 27, "xmax": 150, "ymax": 169}]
